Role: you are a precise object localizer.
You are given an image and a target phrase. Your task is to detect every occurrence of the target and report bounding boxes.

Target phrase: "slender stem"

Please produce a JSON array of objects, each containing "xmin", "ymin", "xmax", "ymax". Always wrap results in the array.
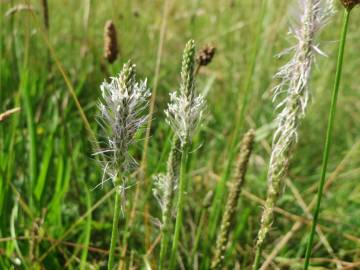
[
  {"xmin": 158, "ymin": 180, "xmax": 169, "ymax": 270},
  {"xmin": 108, "ymin": 189, "xmax": 121, "ymax": 270},
  {"xmin": 252, "ymin": 245, "xmax": 262, "ymax": 270},
  {"xmin": 21, "ymin": 71, "xmax": 37, "ymax": 208},
  {"xmin": 169, "ymin": 144, "xmax": 188, "ymax": 270},
  {"xmin": 303, "ymin": 9, "xmax": 351, "ymax": 270},
  {"xmin": 190, "ymin": 209, "xmax": 205, "ymax": 265},
  {"xmin": 159, "ymin": 226, "xmax": 170, "ymax": 270}
]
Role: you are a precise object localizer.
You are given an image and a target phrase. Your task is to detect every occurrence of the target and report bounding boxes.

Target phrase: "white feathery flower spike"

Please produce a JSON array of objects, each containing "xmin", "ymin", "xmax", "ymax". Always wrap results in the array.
[
  {"xmin": 165, "ymin": 39, "xmax": 205, "ymax": 146},
  {"xmin": 270, "ymin": 0, "xmax": 335, "ymax": 174},
  {"xmin": 165, "ymin": 92, "xmax": 205, "ymax": 146},
  {"xmin": 96, "ymin": 60, "xmax": 151, "ymax": 192},
  {"xmin": 153, "ymin": 173, "xmax": 170, "ymax": 212}
]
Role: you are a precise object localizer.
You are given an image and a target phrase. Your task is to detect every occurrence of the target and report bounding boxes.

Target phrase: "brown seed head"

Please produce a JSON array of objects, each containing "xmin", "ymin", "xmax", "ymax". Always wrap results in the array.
[
  {"xmin": 196, "ymin": 44, "xmax": 216, "ymax": 66},
  {"xmin": 210, "ymin": 129, "xmax": 255, "ymax": 270},
  {"xmin": 103, "ymin": 20, "xmax": 118, "ymax": 63},
  {"xmin": 340, "ymin": 0, "xmax": 360, "ymax": 9},
  {"xmin": 41, "ymin": 0, "xmax": 49, "ymax": 30}
]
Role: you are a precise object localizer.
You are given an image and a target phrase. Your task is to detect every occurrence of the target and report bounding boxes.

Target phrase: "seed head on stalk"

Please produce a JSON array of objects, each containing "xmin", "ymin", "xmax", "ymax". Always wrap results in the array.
[
  {"xmin": 252, "ymin": 1, "xmax": 334, "ymax": 268},
  {"xmin": 103, "ymin": 20, "xmax": 119, "ymax": 63},
  {"xmin": 162, "ymin": 39, "xmax": 207, "ymax": 269},
  {"xmin": 165, "ymin": 40, "xmax": 206, "ymax": 147},
  {"xmin": 211, "ymin": 130, "xmax": 255, "ymax": 270}
]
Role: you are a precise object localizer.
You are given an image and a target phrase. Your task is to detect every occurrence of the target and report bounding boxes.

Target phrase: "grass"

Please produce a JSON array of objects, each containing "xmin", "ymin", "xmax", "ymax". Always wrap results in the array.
[{"xmin": 1, "ymin": 0, "xmax": 360, "ymax": 269}]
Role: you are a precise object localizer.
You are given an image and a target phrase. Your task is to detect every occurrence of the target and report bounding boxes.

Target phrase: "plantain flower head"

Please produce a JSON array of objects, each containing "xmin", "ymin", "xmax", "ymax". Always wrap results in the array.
[
  {"xmin": 96, "ymin": 60, "xmax": 151, "ymax": 188},
  {"xmin": 165, "ymin": 40, "xmax": 205, "ymax": 146}
]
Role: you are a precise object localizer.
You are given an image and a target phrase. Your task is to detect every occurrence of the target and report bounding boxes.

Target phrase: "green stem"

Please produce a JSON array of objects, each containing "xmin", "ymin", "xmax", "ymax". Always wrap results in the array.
[
  {"xmin": 158, "ymin": 191, "xmax": 172, "ymax": 270},
  {"xmin": 159, "ymin": 226, "xmax": 169, "ymax": 270},
  {"xmin": 169, "ymin": 144, "xmax": 188, "ymax": 270},
  {"xmin": 303, "ymin": 9, "xmax": 351, "ymax": 270},
  {"xmin": 108, "ymin": 189, "xmax": 121, "ymax": 270},
  {"xmin": 252, "ymin": 245, "xmax": 262, "ymax": 270},
  {"xmin": 190, "ymin": 210, "xmax": 205, "ymax": 265}
]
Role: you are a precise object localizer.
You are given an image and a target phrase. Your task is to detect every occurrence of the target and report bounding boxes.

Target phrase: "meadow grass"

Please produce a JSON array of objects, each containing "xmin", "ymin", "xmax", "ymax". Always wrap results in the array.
[{"xmin": 1, "ymin": 0, "xmax": 360, "ymax": 269}]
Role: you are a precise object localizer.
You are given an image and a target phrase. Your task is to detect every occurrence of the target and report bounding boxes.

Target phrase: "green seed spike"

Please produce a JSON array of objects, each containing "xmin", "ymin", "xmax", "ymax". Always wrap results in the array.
[
  {"xmin": 180, "ymin": 39, "xmax": 196, "ymax": 98},
  {"xmin": 118, "ymin": 60, "xmax": 136, "ymax": 93}
]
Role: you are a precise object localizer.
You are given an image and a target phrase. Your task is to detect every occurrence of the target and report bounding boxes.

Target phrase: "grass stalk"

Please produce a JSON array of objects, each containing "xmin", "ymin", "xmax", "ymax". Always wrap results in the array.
[
  {"xmin": 169, "ymin": 143, "xmax": 188, "ymax": 270},
  {"xmin": 21, "ymin": 71, "xmax": 37, "ymax": 208},
  {"xmin": 303, "ymin": 8, "xmax": 352, "ymax": 270},
  {"xmin": 165, "ymin": 39, "xmax": 202, "ymax": 269},
  {"xmin": 108, "ymin": 189, "xmax": 121, "ymax": 270},
  {"xmin": 159, "ymin": 225, "xmax": 170, "ymax": 270},
  {"xmin": 252, "ymin": 245, "xmax": 262, "ymax": 270},
  {"xmin": 80, "ymin": 185, "xmax": 92, "ymax": 270}
]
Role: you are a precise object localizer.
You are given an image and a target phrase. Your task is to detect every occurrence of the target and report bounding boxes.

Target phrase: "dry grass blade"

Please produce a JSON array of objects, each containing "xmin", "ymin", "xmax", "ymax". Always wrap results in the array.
[
  {"xmin": 0, "ymin": 107, "xmax": 21, "ymax": 122},
  {"xmin": 242, "ymin": 190, "xmax": 360, "ymax": 244},
  {"xmin": 260, "ymin": 140, "xmax": 360, "ymax": 269},
  {"xmin": 5, "ymin": 4, "xmax": 35, "ymax": 16},
  {"xmin": 285, "ymin": 178, "xmax": 342, "ymax": 268}
]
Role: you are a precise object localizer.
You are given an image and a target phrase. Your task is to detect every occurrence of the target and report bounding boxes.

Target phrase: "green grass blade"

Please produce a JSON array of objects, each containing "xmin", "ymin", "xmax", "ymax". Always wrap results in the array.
[
  {"xmin": 34, "ymin": 135, "xmax": 54, "ymax": 203},
  {"xmin": 20, "ymin": 71, "xmax": 38, "ymax": 209},
  {"xmin": 80, "ymin": 186, "xmax": 92, "ymax": 270},
  {"xmin": 303, "ymin": 8, "xmax": 352, "ymax": 270}
]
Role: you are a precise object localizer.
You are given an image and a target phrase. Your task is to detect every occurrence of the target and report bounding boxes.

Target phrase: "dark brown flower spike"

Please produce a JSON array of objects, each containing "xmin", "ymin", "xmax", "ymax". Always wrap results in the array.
[
  {"xmin": 103, "ymin": 20, "xmax": 118, "ymax": 63},
  {"xmin": 340, "ymin": 0, "xmax": 360, "ymax": 10},
  {"xmin": 197, "ymin": 44, "xmax": 216, "ymax": 66}
]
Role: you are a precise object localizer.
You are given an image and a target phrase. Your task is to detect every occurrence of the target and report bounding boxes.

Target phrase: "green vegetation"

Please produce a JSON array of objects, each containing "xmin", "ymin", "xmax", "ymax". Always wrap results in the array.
[{"xmin": 1, "ymin": 0, "xmax": 360, "ymax": 269}]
